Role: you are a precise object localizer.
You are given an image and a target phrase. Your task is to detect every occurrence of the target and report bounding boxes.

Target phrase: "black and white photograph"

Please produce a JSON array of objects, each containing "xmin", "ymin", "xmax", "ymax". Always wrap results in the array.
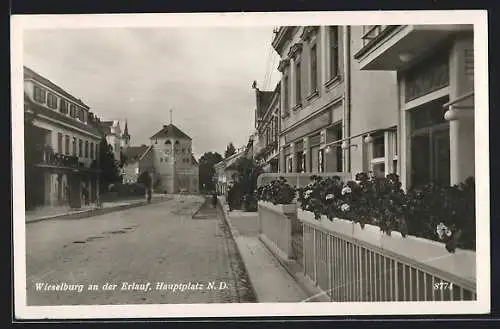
[{"xmin": 11, "ymin": 11, "xmax": 490, "ymax": 319}]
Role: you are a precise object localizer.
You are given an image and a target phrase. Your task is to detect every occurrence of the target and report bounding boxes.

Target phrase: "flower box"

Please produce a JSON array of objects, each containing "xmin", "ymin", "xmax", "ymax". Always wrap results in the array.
[
  {"xmin": 258, "ymin": 201, "xmax": 296, "ymax": 215},
  {"xmin": 297, "ymin": 209, "xmax": 476, "ymax": 282}
]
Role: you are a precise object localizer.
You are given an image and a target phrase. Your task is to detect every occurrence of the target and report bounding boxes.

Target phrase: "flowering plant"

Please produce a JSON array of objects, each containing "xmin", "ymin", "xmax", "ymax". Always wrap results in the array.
[
  {"xmin": 297, "ymin": 172, "xmax": 475, "ymax": 253},
  {"xmin": 256, "ymin": 177, "xmax": 296, "ymax": 205}
]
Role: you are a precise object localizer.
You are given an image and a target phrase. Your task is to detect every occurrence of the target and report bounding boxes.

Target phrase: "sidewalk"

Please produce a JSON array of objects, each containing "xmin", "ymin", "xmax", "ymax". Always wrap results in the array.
[
  {"xmin": 25, "ymin": 194, "xmax": 172, "ymax": 223},
  {"xmin": 218, "ymin": 196, "xmax": 309, "ymax": 303}
]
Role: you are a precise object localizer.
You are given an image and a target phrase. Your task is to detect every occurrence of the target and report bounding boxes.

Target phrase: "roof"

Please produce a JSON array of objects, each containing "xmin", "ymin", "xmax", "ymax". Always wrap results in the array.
[
  {"xmin": 150, "ymin": 123, "xmax": 192, "ymax": 140},
  {"xmin": 24, "ymin": 66, "xmax": 89, "ymax": 109},
  {"xmin": 100, "ymin": 121, "xmax": 114, "ymax": 135},
  {"xmin": 122, "ymin": 121, "xmax": 130, "ymax": 138},
  {"xmin": 255, "ymin": 89, "xmax": 274, "ymax": 119},
  {"xmin": 191, "ymin": 154, "xmax": 199, "ymax": 166},
  {"xmin": 214, "ymin": 150, "xmax": 244, "ymax": 171},
  {"xmin": 122, "ymin": 145, "xmax": 151, "ymax": 162},
  {"xmin": 24, "ymin": 94, "xmax": 102, "ymax": 138}
]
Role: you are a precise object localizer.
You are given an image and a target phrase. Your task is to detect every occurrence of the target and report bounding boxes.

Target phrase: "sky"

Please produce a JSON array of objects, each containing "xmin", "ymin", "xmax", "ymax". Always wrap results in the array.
[{"xmin": 23, "ymin": 27, "xmax": 281, "ymax": 159}]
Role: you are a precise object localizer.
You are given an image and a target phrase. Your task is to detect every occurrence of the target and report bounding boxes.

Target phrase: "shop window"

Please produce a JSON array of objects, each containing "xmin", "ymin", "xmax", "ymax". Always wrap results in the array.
[{"xmin": 410, "ymin": 97, "xmax": 450, "ymax": 187}]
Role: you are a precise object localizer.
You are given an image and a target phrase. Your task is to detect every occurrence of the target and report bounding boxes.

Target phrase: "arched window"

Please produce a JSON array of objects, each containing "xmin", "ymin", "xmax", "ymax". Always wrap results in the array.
[{"xmin": 165, "ymin": 139, "xmax": 171, "ymax": 145}]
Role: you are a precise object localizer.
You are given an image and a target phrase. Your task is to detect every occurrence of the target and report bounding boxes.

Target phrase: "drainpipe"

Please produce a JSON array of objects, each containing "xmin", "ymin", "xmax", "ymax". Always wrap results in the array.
[{"xmin": 343, "ymin": 26, "xmax": 352, "ymax": 173}]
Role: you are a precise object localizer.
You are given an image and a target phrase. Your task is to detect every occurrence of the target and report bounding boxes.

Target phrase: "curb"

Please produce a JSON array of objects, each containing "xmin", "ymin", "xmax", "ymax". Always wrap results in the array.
[
  {"xmin": 257, "ymin": 234, "xmax": 330, "ymax": 303},
  {"xmin": 26, "ymin": 197, "xmax": 172, "ymax": 224},
  {"xmin": 217, "ymin": 197, "xmax": 259, "ymax": 303}
]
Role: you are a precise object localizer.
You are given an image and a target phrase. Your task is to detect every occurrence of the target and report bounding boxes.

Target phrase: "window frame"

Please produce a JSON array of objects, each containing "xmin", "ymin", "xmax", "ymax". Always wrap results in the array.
[
  {"xmin": 33, "ymin": 85, "xmax": 46, "ymax": 103},
  {"xmin": 47, "ymin": 93, "xmax": 58, "ymax": 109},
  {"xmin": 295, "ymin": 59, "xmax": 302, "ymax": 105},
  {"xmin": 310, "ymin": 42, "xmax": 318, "ymax": 93}
]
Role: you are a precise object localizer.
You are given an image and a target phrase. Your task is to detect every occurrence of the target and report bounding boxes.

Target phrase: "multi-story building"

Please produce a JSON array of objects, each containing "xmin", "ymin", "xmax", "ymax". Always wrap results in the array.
[
  {"xmin": 150, "ymin": 123, "xmax": 199, "ymax": 194},
  {"xmin": 24, "ymin": 66, "xmax": 102, "ymax": 209},
  {"xmin": 272, "ymin": 26, "xmax": 398, "ymax": 179},
  {"xmin": 252, "ymin": 82, "xmax": 281, "ymax": 172},
  {"xmin": 354, "ymin": 25, "xmax": 474, "ymax": 188}
]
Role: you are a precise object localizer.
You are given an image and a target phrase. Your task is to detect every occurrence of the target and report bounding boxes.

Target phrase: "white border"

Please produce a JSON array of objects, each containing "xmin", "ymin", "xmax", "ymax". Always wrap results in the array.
[{"xmin": 11, "ymin": 10, "xmax": 490, "ymax": 319}]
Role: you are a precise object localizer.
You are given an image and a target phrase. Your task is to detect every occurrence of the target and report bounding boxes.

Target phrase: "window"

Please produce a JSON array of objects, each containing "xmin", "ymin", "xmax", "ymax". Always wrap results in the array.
[
  {"xmin": 283, "ymin": 74, "xmax": 290, "ymax": 114},
  {"xmin": 80, "ymin": 109, "xmax": 85, "ymax": 122},
  {"xmin": 296, "ymin": 152, "xmax": 303, "ymax": 173},
  {"xmin": 295, "ymin": 60, "xmax": 302, "ymax": 104},
  {"xmin": 33, "ymin": 86, "xmax": 46, "ymax": 103},
  {"xmin": 85, "ymin": 141, "xmax": 89, "ymax": 158},
  {"xmin": 160, "ymin": 157, "xmax": 163, "ymax": 163},
  {"xmin": 72, "ymin": 137, "xmax": 77, "ymax": 156},
  {"xmin": 65, "ymin": 135, "xmax": 70, "ymax": 155},
  {"xmin": 70, "ymin": 104, "xmax": 77, "ymax": 118},
  {"xmin": 60, "ymin": 99, "xmax": 68, "ymax": 114},
  {"xmin": 90, "ymin": 142, "xmax": 94, "ymax": 159},
  {"xmin": 95, "ymin": 144, "xmax": 98, "ymax": 159},
  {"xmin": 57, "ymin": 133, "xmax": 62, "ymax": 153},
  {"xmin": 329, "ymin": 26, "xmax": 339, "ymax": 79},
  {"xmin": 47, "ymin": 93, "xmax": 58, "ymax": 109},
  {"xmin": 410, "ymin": 97, "xmax": 450, "ymax": 187},
  {"xmin": 182, "ymin": 148, "xmax": 186, "ymax": 154},
  {"xmin": 79, "ymin": 139, "xmax": 83, "ymax": 157},
  {"xmin": 274, "ymin": 116, "xmax": 279, "ymax": 142},
  {"xmin": 372, "ymin": 135, "xmax": 385, "ymax": 159},
  {"xmin": 310, "ymin": 44, "xmax": 318, "ymax": 92}
]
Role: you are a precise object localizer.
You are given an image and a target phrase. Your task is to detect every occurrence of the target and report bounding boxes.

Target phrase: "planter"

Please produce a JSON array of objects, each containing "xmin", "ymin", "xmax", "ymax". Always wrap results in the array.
[
  {"xmin": 258, "ymin": 201, "xmax": 296, "ymax": 215},
  {"xmin": 297, "ymin": 209, "xmax": 476, "ymax": 283}
]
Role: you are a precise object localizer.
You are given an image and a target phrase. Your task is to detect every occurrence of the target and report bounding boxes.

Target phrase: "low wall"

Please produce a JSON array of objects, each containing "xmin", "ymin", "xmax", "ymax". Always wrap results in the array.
[
  {"xmin": 298, "ymin": 209, "xmax": 477, "ymax": 302},
  {"xmin": 258, "ymin": 201, "xmax": 297, "ymax": 260}
]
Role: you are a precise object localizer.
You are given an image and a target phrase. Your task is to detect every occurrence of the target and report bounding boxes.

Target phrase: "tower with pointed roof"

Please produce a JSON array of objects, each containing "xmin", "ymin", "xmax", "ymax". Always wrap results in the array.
[{"xmin": 121, "ymin": 120, "xmax": 131, "ymax": 150}]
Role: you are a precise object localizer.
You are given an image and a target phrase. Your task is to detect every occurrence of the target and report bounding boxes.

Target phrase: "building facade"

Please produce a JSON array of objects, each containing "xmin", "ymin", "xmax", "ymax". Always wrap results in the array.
[
  {"xmin": 354, "ymin": 24, "xmax": 474, "ymax": 188},
  {"xmin": 100, "ymin": 120, "xmax": 123, "ymax": 163},
  {"xmin": 150, "ymin": 124, "xmax": 199, "ymax": 194},
  {"xmin": 121, "ymin": 144, "xmax": 154, "ymax": 184},
  {"xmin": 214, "ymin": 150, "xmax": 245, "ymax": 196},
  {"xmin": 252, "ymin": 82, "xmax": 281, "ymax": 173},
  {"xmin": 24, "ymin": 66, "xmax": 102, "ymax": 209},
  {"xmin": 272, "ymin": 26, "xmax": 398, "ymax": 179}
]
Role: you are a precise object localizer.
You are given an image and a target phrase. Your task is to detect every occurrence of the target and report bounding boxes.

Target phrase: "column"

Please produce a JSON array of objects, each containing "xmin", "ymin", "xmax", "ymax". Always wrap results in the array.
[
  {"xmin": 448, "ymin": 35, "xmax": 475, "ymax": 185},
  {"xmin": 303, "ymin": 137, "xmax": 311, "ymax": 172},
  {"xmin": 279, "ymin": 146, "xmax": 286, "ymax": 173},
  {"xmin": 290, "ymin": 143, "xmax": 297, "ymax": 172},
  {"xmin": 320, "ymin": 129, "xmax": 327, "ymax": 171}
]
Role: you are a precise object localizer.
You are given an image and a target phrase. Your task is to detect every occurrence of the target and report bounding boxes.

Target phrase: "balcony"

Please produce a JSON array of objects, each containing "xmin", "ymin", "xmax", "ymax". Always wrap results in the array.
[
  {"xmin": 354, "ymin": 25, "xmax": 473, "ymax": 71},
  {"xmin": 34, "ymin": 146, "xmax": 100, "ymax": 173}
]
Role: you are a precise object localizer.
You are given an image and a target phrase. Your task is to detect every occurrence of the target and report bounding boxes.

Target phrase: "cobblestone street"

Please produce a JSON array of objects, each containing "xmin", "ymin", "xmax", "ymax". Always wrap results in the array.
[{"xmin": 26, "ymin": 195, "xmax": 256, "ymax": 305}]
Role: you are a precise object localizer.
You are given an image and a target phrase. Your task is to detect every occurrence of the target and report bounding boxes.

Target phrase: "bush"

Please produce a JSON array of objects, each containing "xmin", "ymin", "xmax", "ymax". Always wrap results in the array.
[
  {"xmin": 298, "ymin": 173, "xmax": 475, "ymax": 253},
  {"xmin": 243, "ymin": 193, "xmax": 258, "ymax": 212},
  {"xmin": 256, "ymin": 177, "xmax": 296, "ymax": 205}
]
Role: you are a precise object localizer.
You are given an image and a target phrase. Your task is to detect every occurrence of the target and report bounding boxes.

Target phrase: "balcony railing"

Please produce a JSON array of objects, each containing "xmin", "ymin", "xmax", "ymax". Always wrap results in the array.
[
  {"xmin": 361, "ymin": 25, "xmax": 399, "ymax": 47},
  {"xmin": 34, "ymin": 147, "xmax": 99, "ymax": 171}
]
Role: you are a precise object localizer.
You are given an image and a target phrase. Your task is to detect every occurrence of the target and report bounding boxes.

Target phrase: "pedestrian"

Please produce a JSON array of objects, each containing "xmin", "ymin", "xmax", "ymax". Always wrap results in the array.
[
  {"xmin": 211, "ymin": 191, "xmax": 217, "ymax": 208},
  {"xmin": 227, "ymin": 185, "xmax": 233, "ymax": 212},
  {"xmin": 147, "ymin": 189, "xmax": 152, "ymax": 203}
]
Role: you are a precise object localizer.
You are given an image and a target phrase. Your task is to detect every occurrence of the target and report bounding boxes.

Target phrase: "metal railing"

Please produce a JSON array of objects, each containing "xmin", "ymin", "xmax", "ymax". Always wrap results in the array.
[
  {"xmin": 302, "ymin": 222, "xmax": 477, "ymax": 302},
  {"xmin": 361, "ymin": 25, "xmax": 394, "ymax": 47}
]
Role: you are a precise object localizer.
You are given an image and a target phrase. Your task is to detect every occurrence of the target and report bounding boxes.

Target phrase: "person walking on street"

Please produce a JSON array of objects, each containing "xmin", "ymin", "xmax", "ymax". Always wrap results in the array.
[{"xmin": 211, "ymin": 192, "xmax": 218, "ymax": 208}]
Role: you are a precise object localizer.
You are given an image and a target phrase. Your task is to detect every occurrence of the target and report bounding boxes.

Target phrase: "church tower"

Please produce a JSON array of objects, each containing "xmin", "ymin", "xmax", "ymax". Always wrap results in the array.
[{"xmin": 121, "ymin": 120, "xmax": 131, "ymax": 149}]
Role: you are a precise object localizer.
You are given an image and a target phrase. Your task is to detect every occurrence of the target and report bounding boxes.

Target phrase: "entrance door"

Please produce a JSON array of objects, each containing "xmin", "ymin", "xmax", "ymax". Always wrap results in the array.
[{"xmin": 68, "ymin": 174, "xmax": 82, "ymax": 209}]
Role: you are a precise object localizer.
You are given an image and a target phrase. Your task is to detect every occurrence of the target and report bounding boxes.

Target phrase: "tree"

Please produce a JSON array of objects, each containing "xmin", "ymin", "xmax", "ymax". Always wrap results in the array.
[
  {"xmin": 233, "ymin": 157, "xmax": 263, "ymax": 196},
  {"xmin": 224, "ymin": 142, "xmax": 236, "ymax": 158},
  {"xmin": 99, "ymin": 138, "xmax": 121, "ymax": 191},
  {"xmin": 198, "ymin": 151, "xmax": 223, "ymax": 192}
]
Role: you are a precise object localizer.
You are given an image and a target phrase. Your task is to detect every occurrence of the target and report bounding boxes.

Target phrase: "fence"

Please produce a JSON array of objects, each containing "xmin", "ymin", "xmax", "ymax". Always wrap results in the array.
[
  {"xmin": 257, "ymin": 172, "xmax": 353, "ymax": 189},
  {"xmin": 300, "ymin": 210, "xmax": 477, "ymax": 302}
]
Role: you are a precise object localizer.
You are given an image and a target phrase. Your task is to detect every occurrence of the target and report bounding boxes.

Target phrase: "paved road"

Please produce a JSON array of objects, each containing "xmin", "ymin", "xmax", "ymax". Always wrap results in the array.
[{"xmin": 25, "ymin": 195, "xmax": 256, "ymax": 305}]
